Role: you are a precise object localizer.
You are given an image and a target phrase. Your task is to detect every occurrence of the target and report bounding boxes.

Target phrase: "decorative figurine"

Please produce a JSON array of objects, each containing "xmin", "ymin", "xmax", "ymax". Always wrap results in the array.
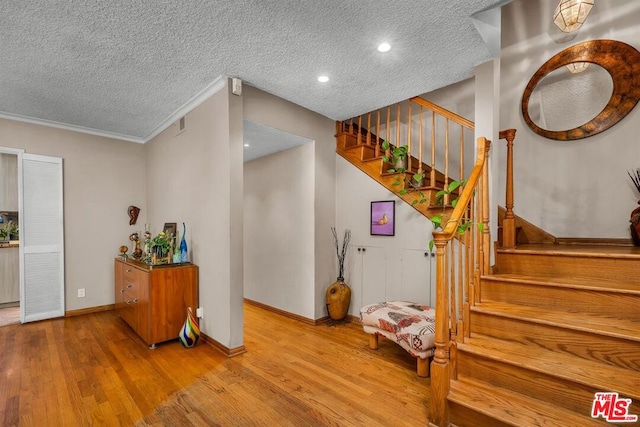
[
  {"xmin": 119, "ymin": 245, "xmax": 128, "ymax": 259},
  {"xmin": 143, "ymin": 224, "xmax": 152, "ymax": 263},
  {"xmin": 129, "ymin": 232, "xmax": 142, "ymax": 259},
  {"xmin": 128, "ymin": 205, "xmax": 140, "ymax": 225}
]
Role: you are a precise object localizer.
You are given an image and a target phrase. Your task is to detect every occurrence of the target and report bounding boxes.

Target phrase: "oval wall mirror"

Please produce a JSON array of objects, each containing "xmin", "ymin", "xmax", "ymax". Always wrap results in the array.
[
  {"xmin": 521, "ymin": 40, "xmax": 640, "ymax": 141},
  {"xmin": 528, "ymin": 64, "xmax": 613, "ymax": 132}
]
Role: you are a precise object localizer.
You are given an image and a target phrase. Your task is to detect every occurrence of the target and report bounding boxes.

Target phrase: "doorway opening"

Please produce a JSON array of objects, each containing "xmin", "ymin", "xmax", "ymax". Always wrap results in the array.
[{"xmin": 0, "ymin": 151, "xmax": 20, "ymax": 326}]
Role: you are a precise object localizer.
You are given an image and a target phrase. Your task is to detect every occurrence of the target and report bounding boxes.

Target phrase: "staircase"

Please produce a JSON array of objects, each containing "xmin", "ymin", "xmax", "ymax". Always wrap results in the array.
[
  {"xmin": 336, "ymin": 122, "xmax": 452, "ymax": 215},
  {"xmin": 335, "ymin": 96, "xmax": 475, "ymax": 220},
  {"xmin": 449, "ymin": 243, "xmax": 640, "ymax": 426},
  {"xmin": 335, "ymin": 98, "xmax": 640, "ymax": 426}
]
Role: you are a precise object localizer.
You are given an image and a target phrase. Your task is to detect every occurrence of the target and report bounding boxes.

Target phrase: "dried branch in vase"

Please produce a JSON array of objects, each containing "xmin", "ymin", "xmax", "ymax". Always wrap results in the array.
[
  {"xmin": 331, "ymin": 227, "xmax": 351, "ymax": 281},
  {"xmin": 628, "ymin": 169, "xmax": 640, "ymax": 195}
]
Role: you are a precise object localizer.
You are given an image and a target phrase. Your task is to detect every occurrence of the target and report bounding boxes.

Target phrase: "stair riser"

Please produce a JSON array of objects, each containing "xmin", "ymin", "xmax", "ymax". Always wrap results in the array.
[
  {"xmin": 480, "ymin": 279, "xmax": 640, "ymax": 321},
  {"xmin": 495, "ymin": 252, "xmax": 640, "ymax": 286},
  {"xmin": 456, "ymin": 350, "xmax": 640, "ymax": 417},
  {"xmin": 470, "ymin": 311, "xmax": 640, "ymax": 371},
  {"xmin": 448, "ymin": 401, "xmax": 514, "ymax": 427}
]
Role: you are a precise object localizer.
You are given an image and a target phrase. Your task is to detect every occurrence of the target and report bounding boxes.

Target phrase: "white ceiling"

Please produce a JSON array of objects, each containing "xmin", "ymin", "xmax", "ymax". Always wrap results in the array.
[
  {"xmin": 243, "ymin": 120, "xmax": 311, "ymax": 163},
  {"xmin": 0, "ymin": 1, "xmax": 508, "ymax": 144}
]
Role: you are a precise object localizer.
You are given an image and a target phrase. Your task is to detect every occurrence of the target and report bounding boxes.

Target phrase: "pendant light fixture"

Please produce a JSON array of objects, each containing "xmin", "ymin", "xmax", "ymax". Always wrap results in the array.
[{"xmin": 553, "ymin": 0, "xmax": 595, "ymax": 33}]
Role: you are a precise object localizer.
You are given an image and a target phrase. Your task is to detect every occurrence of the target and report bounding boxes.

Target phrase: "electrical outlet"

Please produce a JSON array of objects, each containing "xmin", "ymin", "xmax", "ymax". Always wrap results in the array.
[
  {"xmin": 196, "ymin": 307, "xmax": 203, "ymax": 318},
  {"xmin": 78, "ymin": 288, "xmax": 85, "ymax": 298}
]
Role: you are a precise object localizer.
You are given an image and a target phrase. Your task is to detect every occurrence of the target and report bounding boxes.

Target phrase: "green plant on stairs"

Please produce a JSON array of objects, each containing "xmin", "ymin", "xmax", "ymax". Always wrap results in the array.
[
  {"xmin": 429, "ymin": 179, "xmax": 482, "ymax": 251},
  {"xmin": 381, "ymin": 140, "xmax": 428, "ymax": 207}
]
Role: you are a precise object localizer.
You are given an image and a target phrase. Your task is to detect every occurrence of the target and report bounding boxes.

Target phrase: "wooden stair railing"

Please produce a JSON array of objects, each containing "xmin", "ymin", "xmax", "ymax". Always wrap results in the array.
[
  {"xmin": 336, "ymin": 97, "xmax": 475, "ymax": 214},
  {"xmin": 429, "ymin": 136, "xmax": 491, "ymax": 427}
]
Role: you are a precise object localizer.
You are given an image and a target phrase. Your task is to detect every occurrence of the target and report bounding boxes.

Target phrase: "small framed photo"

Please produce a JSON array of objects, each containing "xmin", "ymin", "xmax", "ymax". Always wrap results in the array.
[
  {"xmin": 163, "ymin": 222, "xmax": 177, "ymax": 238},
  {"xmin": 370, "ymin": 201, "xmax": 395, "ymax": 236}
]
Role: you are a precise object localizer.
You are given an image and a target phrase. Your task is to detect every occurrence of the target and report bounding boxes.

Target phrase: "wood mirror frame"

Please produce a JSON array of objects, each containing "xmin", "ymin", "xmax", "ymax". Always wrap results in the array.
[{"xmin": 521, "ymin": 39, "xmax": 640, "ymax": 141}]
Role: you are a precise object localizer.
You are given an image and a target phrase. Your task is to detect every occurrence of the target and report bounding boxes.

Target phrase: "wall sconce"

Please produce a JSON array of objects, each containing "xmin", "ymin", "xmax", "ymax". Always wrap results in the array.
[
  {"xmin": 553, "ymin": 0, "xmax": 595, "ymax": 32},
  {"xmin": 566, "ymin": 62, "xmax": 590, "ymax": 73}
]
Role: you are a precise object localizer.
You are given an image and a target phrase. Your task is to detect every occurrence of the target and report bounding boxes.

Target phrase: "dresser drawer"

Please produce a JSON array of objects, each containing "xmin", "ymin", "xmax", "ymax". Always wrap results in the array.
[
  {"xmin": 122, "ymin": 266, "xmax": 147, "ymax": 297},
  {"xmin": 123, "ymin": 265, "xmax": 139, "ymax": 284}
]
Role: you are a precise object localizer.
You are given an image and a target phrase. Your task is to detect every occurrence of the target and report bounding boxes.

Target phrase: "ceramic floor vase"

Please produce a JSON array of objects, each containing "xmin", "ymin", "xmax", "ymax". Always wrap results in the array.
[
  {"xmin": 326, "ymin": 280, "xmax": 351, "ymax": 320},
  {"xmin": 630, "ymin": 202, "xmax": 640, "ymax": 246}
]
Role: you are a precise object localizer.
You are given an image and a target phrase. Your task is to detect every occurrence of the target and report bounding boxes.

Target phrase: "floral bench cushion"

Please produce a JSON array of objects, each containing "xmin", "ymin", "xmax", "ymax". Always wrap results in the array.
[{"xmin": 360, "ymin": 301, "xmax": 436, "ymax": 359}]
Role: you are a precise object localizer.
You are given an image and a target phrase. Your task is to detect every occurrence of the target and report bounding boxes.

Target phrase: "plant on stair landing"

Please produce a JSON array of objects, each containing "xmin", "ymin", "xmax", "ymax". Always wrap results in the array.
[
  {"xmin": 381, "ymin": 140, "xmax": 428, "ymax": 207},
  {"xmin": 381, "ymin": 140, "xmax": 408, "ymax": 170}
]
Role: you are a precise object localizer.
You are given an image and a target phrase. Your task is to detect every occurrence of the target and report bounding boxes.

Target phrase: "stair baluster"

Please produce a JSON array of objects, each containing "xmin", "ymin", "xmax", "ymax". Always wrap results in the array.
[
  {"xmin": 375, "ymin": 110, "xmax": 381, "ymax": 157},
  {"xmin": 407, "ymin": 101, "xmax": 412, "ymax": 173},
  {"xmin": 431, "ymin": 111, "xmax": 436, "ymax": 188}
]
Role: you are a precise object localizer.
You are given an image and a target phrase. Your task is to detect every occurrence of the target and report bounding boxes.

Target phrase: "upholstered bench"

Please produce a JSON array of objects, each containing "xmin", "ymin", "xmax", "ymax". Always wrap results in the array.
[{"xmin": 359, "ymin": 301, "xmax": 436, "ymax": 377}]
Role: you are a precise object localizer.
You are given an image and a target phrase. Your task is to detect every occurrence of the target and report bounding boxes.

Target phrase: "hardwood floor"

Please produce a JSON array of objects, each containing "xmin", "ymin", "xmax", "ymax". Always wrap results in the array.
[
  {"xmin": 0, "ymin": 306, "xmax": 19, "ymax": 327},
  {"xmin": 0, "ymin": 303, "xmax": 430, "ymax": 426}
]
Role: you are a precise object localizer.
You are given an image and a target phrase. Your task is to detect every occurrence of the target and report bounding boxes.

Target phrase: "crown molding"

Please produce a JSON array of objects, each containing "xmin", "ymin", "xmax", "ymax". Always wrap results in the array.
[
  {"xmin": 0, "ymin": 111, "xmax": 145, "ymax": 143},
  {"xmin": 0, "ymin": 76, "xmax": 227, "ymax": 145}
]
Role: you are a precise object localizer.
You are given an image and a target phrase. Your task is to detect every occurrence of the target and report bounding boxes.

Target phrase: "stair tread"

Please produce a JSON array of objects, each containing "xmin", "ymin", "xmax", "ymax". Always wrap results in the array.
[
  {"xmin": 449, "ymin": 377, "xmax": 607, "ymax": 426},
  {"xmin": 472, "ymin": 301, "xmax": 640, "ymax": 342},
  {"xmin": 459, "ymin": 334, "xmax": 640, "ymax": 399},
  {"xmin": 361, "ymin": 155, "xmax": 385, "ymax": 163},
  {"xmin": 497, "ymin": 243, "xmax": 640, "ymax": 259},
  {"xmin": 482, "ymin": 273, "xmax": 640, "ymax": 293}
]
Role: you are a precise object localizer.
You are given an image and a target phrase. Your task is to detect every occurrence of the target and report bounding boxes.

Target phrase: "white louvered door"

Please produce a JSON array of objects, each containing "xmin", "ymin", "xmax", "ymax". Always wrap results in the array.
[{"xmin": 21, "ymin": 154, "xmax": 64, "ymax": 323}]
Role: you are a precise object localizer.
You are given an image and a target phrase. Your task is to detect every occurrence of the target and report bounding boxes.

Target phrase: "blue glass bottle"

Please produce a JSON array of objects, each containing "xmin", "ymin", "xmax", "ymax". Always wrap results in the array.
[{"xmin": 180, "ymin": 222, "xmax": 188, "ymax": 262}]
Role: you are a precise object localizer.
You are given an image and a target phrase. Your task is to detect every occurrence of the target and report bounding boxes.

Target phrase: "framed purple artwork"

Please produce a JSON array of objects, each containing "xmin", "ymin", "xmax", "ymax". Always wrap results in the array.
[{"xmin": 370, "ymin": 201, "xmax": 395, "ymax": 236}]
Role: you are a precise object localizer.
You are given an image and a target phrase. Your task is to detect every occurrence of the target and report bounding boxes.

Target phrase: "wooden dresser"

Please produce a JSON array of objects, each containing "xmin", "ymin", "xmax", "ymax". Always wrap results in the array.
[{"xmin": 114, "ymin": 257, "xmax": 198, "ymax": 348}]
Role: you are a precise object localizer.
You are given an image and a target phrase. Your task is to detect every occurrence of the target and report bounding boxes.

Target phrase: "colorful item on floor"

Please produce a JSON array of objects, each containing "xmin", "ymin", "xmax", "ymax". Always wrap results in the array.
[{"xmin": 178, "ymin": 307, "xmax": 200, "ymax": 348}]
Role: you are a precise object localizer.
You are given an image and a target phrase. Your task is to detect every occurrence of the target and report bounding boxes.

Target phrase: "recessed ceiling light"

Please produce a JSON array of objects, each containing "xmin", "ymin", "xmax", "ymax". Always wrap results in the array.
[
  {"xmin": 243, "ymin": 143, "xmax": 250, "ymax": 147},
  {"xmin": 318, "ymin": 75, "xmax": 329, "ymax": 83},
  {"xmin": 377, "ymin": 43, "xmax": 391, "ymax": 53}
]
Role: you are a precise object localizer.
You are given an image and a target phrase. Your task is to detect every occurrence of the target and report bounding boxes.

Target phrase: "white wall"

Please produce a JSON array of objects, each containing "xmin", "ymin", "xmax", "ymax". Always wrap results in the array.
[
  {"xmin": 145, "ymin": 81, "xmax": 244, "ymax": 349},
  {"xmin": 244, "ymin": 143, "xmax": 315, "ymax": 318},
  {"xmin": 500, "ymin": 0, "xmax": 640, "ymax": 238},
  {"xmin": 242, "ymin": 85, "xmax": 336, "ymax": 320},
  {"xmin": 0, "ymin": 118, "xmax": 147, "ymax": 311},
  {"xmin": 336, "ymin": 156, "xmax": 435, "ymax": 317}
]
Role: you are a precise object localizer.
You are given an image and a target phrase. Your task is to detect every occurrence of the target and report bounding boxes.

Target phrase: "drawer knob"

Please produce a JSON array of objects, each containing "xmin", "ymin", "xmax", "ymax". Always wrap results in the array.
[
  {"xmin": 126, "ymin": 284, "xmax": 132, "ymax": 289},
  {"xmin": 120, "ymin": 289, "xmax": 125, "ymax": 293},
  {"xmin": 125, "ymin": 269, "xmax": 131, "ymax": 272}
]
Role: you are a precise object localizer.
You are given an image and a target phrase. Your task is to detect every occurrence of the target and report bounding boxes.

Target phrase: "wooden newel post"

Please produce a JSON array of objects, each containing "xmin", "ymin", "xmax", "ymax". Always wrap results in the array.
[
  {"xmin": 430, "ymin": 237, "xmax": 450, "ymax": 427},
  {"xmin": 499, "ymin": 129, "xmax": 517, "ymax": 248},
  {"xmin": 481, "ymin": 138, "xmax": 492, "ymax": 276}
]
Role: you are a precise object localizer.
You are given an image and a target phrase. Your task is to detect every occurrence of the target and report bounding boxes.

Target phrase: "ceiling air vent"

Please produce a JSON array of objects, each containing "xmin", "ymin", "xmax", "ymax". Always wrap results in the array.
[{"xmin": 175, "ymin": 116, "xmax": 186, "ymax": 136}]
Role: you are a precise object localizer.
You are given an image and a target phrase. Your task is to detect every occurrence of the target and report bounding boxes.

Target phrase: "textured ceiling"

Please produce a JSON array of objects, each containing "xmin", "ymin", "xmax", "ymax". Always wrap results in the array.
[
  {"xmin": 0, "ymin": 0, "xmax": 506, "ymax": 143},
  {"xmin": 243, "ymin": 120, "xmax": 311, "ymax": 163}
]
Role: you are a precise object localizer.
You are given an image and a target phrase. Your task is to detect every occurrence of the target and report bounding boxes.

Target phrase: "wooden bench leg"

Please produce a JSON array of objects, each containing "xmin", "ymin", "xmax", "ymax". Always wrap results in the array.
[
  {"xmin": 369, "ymin": 333, "xmax": 379, "ymax": 350},
  {"xmin": 417, "ymin": 357, "xmax": 430, "ymax": 378}
]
